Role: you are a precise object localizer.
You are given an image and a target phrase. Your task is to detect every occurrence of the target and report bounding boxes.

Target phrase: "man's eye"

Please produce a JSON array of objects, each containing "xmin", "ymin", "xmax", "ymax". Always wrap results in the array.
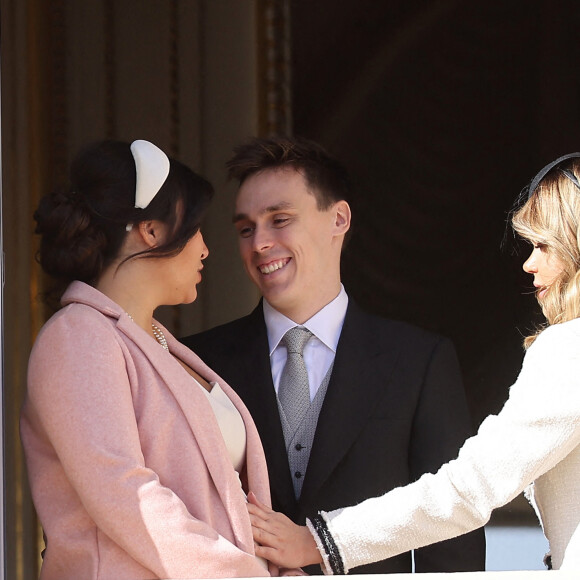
[
  {"xmin": 273, "ymin": 217, "xmax": 289, "ymax": 227},
  {"xmin": 238, "ymin": 226, "xmax": 253, "ymax": 238}
]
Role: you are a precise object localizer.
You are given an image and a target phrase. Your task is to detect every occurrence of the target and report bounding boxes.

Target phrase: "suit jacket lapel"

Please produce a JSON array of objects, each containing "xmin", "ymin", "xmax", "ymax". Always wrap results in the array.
[
  {"xmin": 300, "ymin": 302, "xmax": 400, "ymax": 504},
  {"xmin": 231, "ymin": 306, "xmax": 298, "ymax": 515}
]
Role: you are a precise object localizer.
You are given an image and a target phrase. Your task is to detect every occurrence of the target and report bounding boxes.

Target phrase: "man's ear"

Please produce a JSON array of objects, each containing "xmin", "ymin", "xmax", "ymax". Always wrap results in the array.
[
  {"xmin": 333, "ymin": 200, "xmax": 351, "ymax": 236},
  {"xmin": 136, "ymin": 220, "xmax": 165, "ymax": 248}
]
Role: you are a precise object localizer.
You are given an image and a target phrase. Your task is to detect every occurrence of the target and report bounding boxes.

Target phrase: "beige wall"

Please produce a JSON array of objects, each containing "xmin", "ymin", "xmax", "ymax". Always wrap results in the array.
[
  {"xmin": 2, "ymin": 0, "xmax": 48, "ymax": 576},
  {"xmin": 61, "ymin": 0, "xmax": 266, "ymax": 334}
]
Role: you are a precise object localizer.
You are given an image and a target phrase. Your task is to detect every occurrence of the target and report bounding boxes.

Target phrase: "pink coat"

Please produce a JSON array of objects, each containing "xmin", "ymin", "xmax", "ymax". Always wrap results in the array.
[{"xmin": 21, "ymin": 281, "xmax": 272, "ymax": 579}]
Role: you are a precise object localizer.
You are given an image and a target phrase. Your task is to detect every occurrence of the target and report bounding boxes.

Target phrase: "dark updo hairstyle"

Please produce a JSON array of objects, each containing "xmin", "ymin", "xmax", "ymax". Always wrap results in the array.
[{"xmin": 34, "ymin": 139, "xmax": 213, "ymax": 285}]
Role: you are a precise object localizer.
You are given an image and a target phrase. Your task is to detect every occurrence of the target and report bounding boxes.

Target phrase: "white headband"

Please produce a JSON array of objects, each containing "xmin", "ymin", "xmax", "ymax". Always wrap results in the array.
[
  {"xmin": 130, "ymin": 139, "xmax": 170, "ymax": 208},
  {"xmin": 126, "ymin": 140, "xmax": 170, "ymax": 231}
]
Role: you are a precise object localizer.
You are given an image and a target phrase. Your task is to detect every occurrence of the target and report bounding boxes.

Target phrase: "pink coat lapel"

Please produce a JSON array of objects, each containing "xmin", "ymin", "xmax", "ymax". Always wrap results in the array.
[{"xmin": 116, "ymin": 314, "xmax": 270, "ymax": 553}]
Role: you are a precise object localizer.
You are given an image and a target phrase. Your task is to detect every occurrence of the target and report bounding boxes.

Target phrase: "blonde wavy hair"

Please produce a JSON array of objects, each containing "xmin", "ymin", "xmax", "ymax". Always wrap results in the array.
[{"xmin": 512, "ymin": 158, "xmax": 580, "ymax": 347}]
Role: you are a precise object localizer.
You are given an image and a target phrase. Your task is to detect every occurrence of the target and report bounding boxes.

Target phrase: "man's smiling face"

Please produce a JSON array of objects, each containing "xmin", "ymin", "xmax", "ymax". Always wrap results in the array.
[{"xmin": 234, "ymin": 167, "xmax": 349, "ymax": 323}]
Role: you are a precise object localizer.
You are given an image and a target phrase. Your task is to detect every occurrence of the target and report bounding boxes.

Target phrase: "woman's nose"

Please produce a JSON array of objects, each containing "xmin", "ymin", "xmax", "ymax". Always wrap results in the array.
[
  {"xmin": 523, "ymin": 249, "xmax": 537, "ymax": 274},
  {"xmin": 200, "ymin": 234, "xmax": 209, "ymax": 259}
]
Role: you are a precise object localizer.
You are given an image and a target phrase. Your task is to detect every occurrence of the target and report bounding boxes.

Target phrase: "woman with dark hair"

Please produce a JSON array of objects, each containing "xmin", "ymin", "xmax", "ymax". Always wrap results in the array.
[
  {"xmin": 248, "ymin": 153, "xmax": 580, "ymax": 572},
  {"xmin": 21, "ymin": 140, "xmax": 288, "ymax": 579}
]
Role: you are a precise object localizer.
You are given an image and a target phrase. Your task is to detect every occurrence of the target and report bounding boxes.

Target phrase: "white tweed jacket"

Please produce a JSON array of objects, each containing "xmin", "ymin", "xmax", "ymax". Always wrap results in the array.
[{"xmin": 314, "ymin": 317, "xmax": 580, "ymax": 572}]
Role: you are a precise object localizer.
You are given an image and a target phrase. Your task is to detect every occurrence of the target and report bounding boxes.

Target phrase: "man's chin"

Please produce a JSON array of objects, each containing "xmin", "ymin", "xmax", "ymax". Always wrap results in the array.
[
  {"xmin": 261, "ymin": 286, "xmax": 295, "ymax": 310},
  {"xmin": 256, "ymin": 275, "xmax": 290, "ymax": 296}
]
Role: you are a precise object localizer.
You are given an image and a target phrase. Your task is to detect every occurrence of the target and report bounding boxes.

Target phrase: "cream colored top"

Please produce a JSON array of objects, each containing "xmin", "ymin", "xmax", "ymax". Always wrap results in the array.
[
  {"xmin": 312, "ymin": 317, "xmax": 580, "ymax": 573},
  {"xmin": 202, "ymin": 382, "xmax": 247, "ymax": 472}
]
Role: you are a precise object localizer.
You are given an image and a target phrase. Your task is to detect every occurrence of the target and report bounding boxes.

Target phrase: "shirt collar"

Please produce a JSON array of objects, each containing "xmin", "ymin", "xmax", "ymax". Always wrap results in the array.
[{"xmin": 263, "ymin": 285, "xmax": 349, "ymax": 355}]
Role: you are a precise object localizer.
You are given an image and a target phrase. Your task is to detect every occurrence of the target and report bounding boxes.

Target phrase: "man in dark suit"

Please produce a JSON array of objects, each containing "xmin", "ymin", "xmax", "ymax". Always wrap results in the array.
[{"xmin": 182, "ymin": 136, "xmax": 485, "ymax": 574}]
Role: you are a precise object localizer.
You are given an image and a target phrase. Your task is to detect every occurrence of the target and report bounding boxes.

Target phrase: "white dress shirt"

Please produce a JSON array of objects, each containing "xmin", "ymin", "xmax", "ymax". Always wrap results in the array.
[{"xmin": 263, "ymin": 285, "xmax": 348, "ymax": 401}]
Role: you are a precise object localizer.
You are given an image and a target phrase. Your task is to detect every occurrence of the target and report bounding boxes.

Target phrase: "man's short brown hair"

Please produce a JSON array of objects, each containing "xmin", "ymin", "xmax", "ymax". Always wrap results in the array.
[{"xmin": 227, "ymin": 135, "xmax": 352, "ymax": 210}]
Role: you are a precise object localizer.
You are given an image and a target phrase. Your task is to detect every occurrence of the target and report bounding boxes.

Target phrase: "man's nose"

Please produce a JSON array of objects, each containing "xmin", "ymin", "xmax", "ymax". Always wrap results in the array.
[{"xmin": 253, "ymin": 227, "xmax": 273, "ymax": 253}]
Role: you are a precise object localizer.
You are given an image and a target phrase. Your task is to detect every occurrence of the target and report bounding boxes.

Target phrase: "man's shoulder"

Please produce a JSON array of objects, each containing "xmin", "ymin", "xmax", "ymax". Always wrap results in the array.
[
  {"xmin": 181, "ymin": 308, "xmax": 263, "ymax": 351},
  {"xmin": 345, "ymin": 301, "xmax": 448, "ymax": 349}
]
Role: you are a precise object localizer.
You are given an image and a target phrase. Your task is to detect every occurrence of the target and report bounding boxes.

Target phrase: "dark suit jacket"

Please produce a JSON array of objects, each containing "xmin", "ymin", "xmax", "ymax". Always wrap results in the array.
[{"xmin": 182, "ymin": 301, "xmax": 486, "ymax": 573}]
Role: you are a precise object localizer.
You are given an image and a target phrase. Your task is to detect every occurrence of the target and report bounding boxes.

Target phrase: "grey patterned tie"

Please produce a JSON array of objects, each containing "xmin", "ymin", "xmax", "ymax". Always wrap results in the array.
[{"xmin": 278, "ymin": 327, "xmax": 313, "ymax": 433}]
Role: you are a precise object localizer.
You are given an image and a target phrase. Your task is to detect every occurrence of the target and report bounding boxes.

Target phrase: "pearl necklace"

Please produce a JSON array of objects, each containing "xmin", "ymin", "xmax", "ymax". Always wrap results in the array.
[
  {"xmin": 151, "ymin": 323, "xmax": 169, "ymax": 351},
  {"xmin": 126, "ymin": 314, "xmax": 169, "ymax": 351}
]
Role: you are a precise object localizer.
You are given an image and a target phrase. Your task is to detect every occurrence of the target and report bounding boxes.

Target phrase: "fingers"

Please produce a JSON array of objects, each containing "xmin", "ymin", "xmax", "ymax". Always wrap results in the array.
[
  {"xmin": 251, "ymin": 515, "xmax": 290, "ymax": 554},
  {"xmin": 251, "ymin": 522, "xmax": 274, "ymax": 546},
  {"xmin": 247, "ymin": 490, "xmax": 272, "ymax": 511},
  {"xmin": 255, "ymin": 542, "xmax": 288, "ymax": 568},
  {"xmin": 247, "ymin": 490, "xmax": 263, "ymax": 506},
  {"xmin": 248, "ymin": 509, "xmax": 280, "ymax": 543},
  {"xmin": 253, "ymin": 526, "xmax": 320, "ymax": 569},
  {"xmin": 247, "ymin": 503, "xmax": 270, "ymax": 520},
  {"xmin": 248, "ymin": 506, "xmax": 294, "ymax": 544},
  {"xmin": 247, "ymin": 491, "xmax": 275, "ymax": 521},
  {"xmin": 246, "ymin": 490, "xmax": 322, "ymax": 569}
]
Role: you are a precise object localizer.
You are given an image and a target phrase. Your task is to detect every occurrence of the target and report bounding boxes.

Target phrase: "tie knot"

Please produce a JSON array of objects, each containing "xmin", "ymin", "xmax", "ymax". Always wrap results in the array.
[{"xmin": 282, "ymin": 327, "xmax": 312, "ymax": 354}]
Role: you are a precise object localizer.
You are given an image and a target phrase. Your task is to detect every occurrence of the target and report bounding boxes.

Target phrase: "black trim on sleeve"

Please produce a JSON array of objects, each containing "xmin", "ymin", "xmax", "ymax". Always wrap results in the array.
[{"xmin": 311, "ymin": 514, "xmax": 345, "ymax": 575}]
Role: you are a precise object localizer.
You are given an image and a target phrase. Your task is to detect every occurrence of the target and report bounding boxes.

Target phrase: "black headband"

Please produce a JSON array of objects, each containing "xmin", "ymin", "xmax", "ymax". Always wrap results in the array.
[{"xmin": 526, "ymin": 152, "xmax": 580, "ymax": 199}]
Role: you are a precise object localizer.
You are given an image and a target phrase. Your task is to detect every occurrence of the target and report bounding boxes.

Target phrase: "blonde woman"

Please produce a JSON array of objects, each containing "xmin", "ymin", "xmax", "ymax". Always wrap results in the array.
[{"xmin": 248, "ymin": 153, "xmax": 580, "ymax": 572}]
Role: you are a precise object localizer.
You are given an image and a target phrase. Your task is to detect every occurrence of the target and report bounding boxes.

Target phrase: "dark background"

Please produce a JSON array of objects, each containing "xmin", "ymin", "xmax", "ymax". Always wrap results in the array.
[{"xmin": 291, "ymin": 0, "xmax": 580, "ymax": 425}]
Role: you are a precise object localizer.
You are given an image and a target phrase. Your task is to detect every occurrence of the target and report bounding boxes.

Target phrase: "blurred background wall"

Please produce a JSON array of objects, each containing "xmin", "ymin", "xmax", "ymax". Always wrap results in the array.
[{"xmin": 1, "ymin": 1, "xmax": 579, "ymax": 577}]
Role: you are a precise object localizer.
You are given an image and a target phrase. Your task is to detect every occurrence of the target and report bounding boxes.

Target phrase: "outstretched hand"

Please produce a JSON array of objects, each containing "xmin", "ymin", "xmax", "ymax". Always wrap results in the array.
[{"xmin": 247, "ymin": 492, "xmax": 322, "ymax": 570}]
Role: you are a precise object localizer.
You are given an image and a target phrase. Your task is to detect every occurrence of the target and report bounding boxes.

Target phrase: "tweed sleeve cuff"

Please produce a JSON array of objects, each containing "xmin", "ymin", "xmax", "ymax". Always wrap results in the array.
[{"xmin": 307, "ymin": 513, "xmax": 346, "ymax": 575}]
